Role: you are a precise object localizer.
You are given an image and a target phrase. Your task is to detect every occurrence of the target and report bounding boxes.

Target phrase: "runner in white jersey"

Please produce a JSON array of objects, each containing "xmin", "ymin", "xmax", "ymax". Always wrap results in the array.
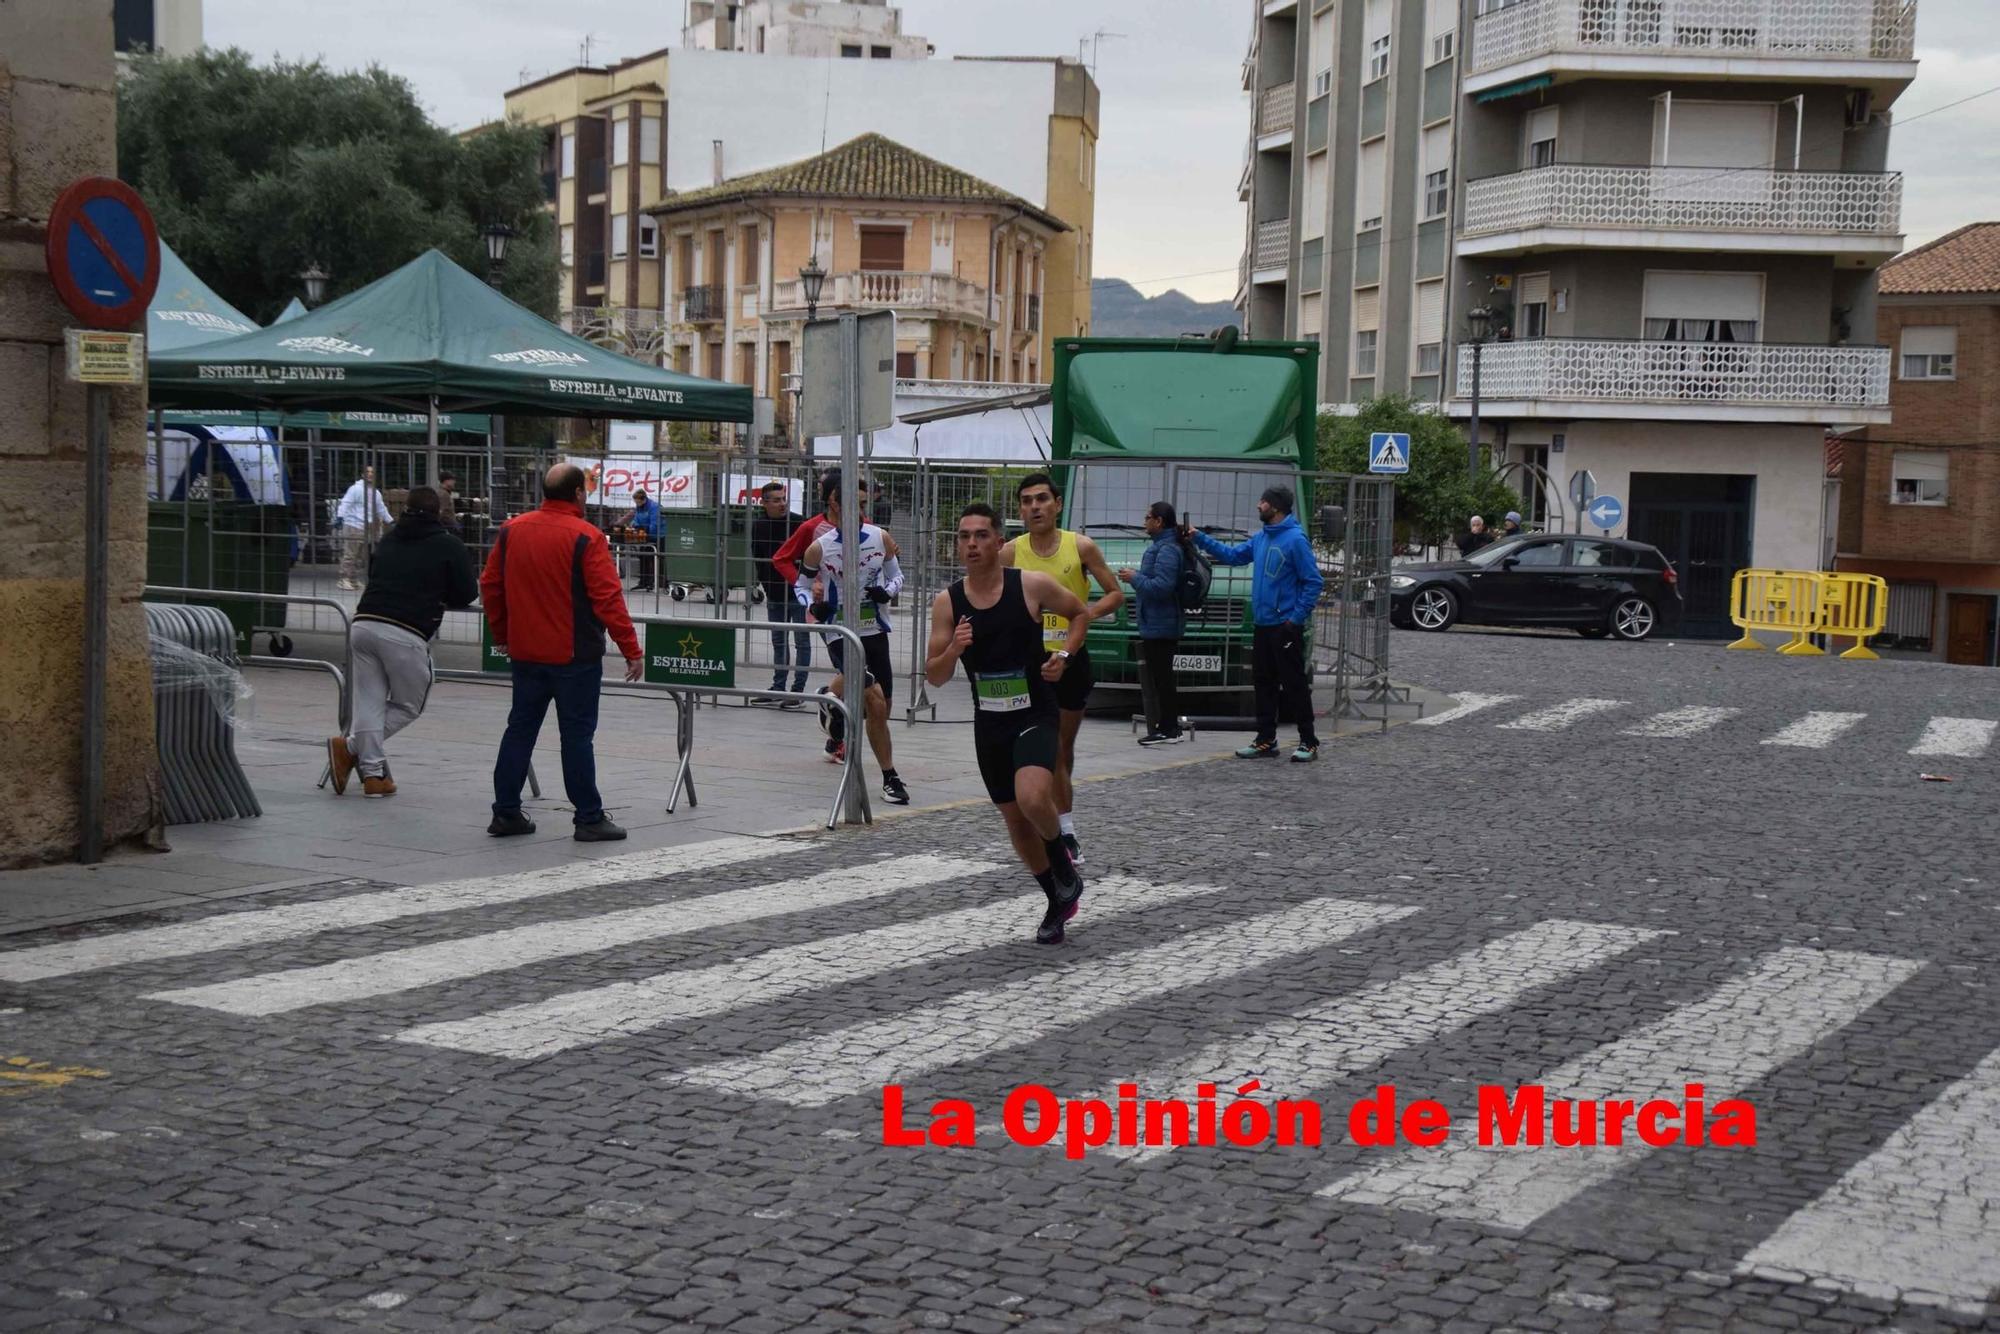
[{"xmin": 797, "ymin": 473, "xmax": 910, "ymax": 805}]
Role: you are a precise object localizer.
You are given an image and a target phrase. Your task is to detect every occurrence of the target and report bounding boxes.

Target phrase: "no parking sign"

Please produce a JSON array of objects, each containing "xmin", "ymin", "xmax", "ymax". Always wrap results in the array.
[{"xmin": 46, "ymin": 177, "xmax": 160, "ymax": 329}]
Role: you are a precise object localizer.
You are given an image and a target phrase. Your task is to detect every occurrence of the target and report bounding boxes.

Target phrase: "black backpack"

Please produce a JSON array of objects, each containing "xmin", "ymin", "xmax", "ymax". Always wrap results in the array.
[{"xmin": 1176, "ymin": 533, "xmax": 1212, "ymax": 612}]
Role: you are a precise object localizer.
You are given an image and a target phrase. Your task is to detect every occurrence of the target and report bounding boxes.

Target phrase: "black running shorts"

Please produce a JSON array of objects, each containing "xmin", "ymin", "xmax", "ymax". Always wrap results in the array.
[
  {"xmin": 1050, "ymin": 646, "xmax": 1094, "ymax": 712},
  {"xmin": 827, "ymin": 632, "xmax": 896, "ymax": 703},
  {"xmin": 974, "ymin": 715, "xmax": 1060, "ymax": 806}
]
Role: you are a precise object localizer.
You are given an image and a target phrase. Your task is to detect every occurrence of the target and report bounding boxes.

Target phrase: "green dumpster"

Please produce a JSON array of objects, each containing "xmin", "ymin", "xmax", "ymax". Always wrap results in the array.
[
  {"xmin": 146, "ymin": 500, "xmax": 293, "ymax": 654},
  {"xmin": 658, "ymin": 507, "xmax": 753, "ymax": 596}
]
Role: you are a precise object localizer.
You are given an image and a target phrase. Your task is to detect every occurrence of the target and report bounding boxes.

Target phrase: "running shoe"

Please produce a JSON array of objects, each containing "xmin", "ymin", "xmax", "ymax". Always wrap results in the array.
[
  {"xmin": 816, "ymin": 686, "xmax": 836, "ymax": 735},
  {"xmin": 1036, "ymin": 871, "xmax": 1084, "ymax": 945},
  {"xmin": 1234, "ymin": 740, "xmax": 1281, "ymax": 759},
  {"xmin": 748, "ymin": 694, "xmax": 780, "ymax": 706},
  {"xmin": 1291, "ymin": 743, "xmax": 1320, "ymax": 763},
  {"xmin": 778, "ymin": 699, "xmax": 805, "ymax": 711},
  {"xmin": 1060, "ymin": 832, "xmax": 1083, "ymax": 866},
  {"xmin": 882, "ymin": 774, "xmax": 910, "ymax": 805},
  {"xmin": 1136, "ymin": 730, "xmax": 1170, "ymax": 746},
  {"xmin": 825, "ymin": 740, "xmax": 846, "ymax": 765}
]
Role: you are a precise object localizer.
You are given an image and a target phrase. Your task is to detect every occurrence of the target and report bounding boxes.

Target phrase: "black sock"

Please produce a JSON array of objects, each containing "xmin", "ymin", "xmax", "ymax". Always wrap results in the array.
[
  {"xmin": 829, "ymin": 711, "xmax": 845, "ymax": 743},
  {"xmin": 882, "ymin": 768, "xmax": 898, "ymax": 781},
  {"xmin": 1033, "ymin": 868, "xmax": 1057, "ymax": 895}
]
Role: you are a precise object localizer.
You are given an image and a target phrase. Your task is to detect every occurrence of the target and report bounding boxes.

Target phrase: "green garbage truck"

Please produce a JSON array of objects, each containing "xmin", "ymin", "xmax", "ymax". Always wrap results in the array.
[{"xmin": 1049, "ymin": 332, "xmax": 1320, "ymax": 697}]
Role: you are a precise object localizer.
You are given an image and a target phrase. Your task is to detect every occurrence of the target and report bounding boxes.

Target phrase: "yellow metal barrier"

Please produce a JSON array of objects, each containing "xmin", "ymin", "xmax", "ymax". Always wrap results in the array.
[
  {"xmin": 1728, "ymin": 569, "xmax": 1825, "ymax": 654},
  {"xmin": 1727, "ymin": 569, "xmax": 1886, "ymax": 658},
  {"xmin": 1817, "ymin": 572, "xmax": 1888, "ymax": 660}
]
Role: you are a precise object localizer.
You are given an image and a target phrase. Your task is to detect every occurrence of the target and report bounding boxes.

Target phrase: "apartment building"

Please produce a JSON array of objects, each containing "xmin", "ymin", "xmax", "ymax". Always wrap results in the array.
[
  {"xmin": 113, "ymin": 0, "xmax": 202, "ymax": 57},
  {"xmin": 497, "ymin": 25, "xmax": 1097, "ymax": 387},
  {"xmin": 1240, "ymin": 0, "xmax": 1918, "ymax": 635},
  {"xmin": 682, "ymin": 0, "xmax": 933, "ymax": 59},
  {"xmin": 1836, "ymin": 224, "xmax": 2000, "ymax": 667},
  {"xmin": 649, "ymin": 133, "xmax": 1065, "ymax": 442}
]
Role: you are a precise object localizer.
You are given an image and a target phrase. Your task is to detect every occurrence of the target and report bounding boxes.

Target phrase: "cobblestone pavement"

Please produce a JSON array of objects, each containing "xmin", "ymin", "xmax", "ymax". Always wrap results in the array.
[{"xmin": 1, "ymin": 628, "xmax": 1996, "ymax": 1332}]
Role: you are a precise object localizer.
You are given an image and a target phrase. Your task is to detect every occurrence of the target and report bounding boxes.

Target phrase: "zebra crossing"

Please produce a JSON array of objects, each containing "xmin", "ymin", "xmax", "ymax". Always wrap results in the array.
[
  {"xmin": 3, "ymin": 835, "xmax": 1998, "ymax": 1314},
  {"xmin": 1415, "ymin": 694, "xmax": 1995, "ymax": 757}
]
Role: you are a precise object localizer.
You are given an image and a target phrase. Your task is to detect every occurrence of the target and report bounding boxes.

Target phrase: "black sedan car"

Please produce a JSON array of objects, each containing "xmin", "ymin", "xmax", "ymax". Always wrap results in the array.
[{"xmin": 1389, "ymin": 535, "xmax": 1682, "ymax": 640}]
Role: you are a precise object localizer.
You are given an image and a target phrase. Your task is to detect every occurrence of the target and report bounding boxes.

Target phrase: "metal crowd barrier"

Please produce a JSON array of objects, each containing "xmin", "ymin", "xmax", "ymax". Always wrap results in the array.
[
  {"xmin": 1728, "ymin": 569, "xmax": 1889, "ymax": 659},
  {"xmin": 438, "ymin": 609, "xmax": 871, "ymax": 830},
  {"xmin": 145, "ymin": 602, "xmax": 261, "ymax": 824}
]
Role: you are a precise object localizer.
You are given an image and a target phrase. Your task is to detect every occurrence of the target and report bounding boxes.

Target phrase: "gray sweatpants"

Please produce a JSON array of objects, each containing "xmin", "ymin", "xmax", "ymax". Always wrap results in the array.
[{"xmin": 347, "ymin": 619, "xmax": 434, "ymax": 778}]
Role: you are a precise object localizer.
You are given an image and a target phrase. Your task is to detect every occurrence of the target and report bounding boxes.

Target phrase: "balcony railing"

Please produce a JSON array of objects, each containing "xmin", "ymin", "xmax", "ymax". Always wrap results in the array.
[
  {"xmin": 1258, "ymin": 81, "xmax": 1296, "ymax": 138},
  {"xmin": 1253, "ymin": 218, "xmax": 1291, "ymax": 271},
  {"xmin": 562, "ymin": 306, "xmax": 669, "ymax": 362},
  {"xmin": 1459, "ymin": 337, "xmax": 1889, "ymax": 411},
  {"xmin": 1469, "ymin": 0, "xmax": 1918, "ymax": 76},
  {"xmin": 768, "ymin": 270, "xmax": 994, "ymax": 322},
  {"xmin": 1462, "ymin": 164, "xmax": 1903, "ymax": 240},
  {"xmin": 680, "ymin": 284, "xmax": 725, "ymax": 323}
]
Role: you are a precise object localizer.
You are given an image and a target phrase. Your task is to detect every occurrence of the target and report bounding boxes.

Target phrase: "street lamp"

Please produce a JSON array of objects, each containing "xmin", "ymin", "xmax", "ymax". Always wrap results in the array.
[
  {"xmin": 299, "ymin": 262, "xmax": 329, "ymax": 307},
  {"xmin": 1464, "ymin": 303, "xmax": 1495, "ymax": 482},
  {"xmin": 799, "ymin": 254, "xmax": 827, "ymax": 321},
  {"xmin": 482, "ymin": 222, "xmax": 517, "ymax": 287}
]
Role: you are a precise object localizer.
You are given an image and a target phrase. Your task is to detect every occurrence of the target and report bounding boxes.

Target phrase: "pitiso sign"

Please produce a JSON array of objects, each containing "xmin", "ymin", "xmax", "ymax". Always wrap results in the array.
[{"xmin": 645, "ymin": 623, "xmax": 735, "ymax": 688}]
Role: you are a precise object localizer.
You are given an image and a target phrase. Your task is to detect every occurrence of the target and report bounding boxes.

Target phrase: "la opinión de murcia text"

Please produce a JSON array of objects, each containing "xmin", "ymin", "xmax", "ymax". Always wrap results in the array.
[{"xmin": 882, "ymin": 1083, "xmax": 1757, "ymax": 1160}]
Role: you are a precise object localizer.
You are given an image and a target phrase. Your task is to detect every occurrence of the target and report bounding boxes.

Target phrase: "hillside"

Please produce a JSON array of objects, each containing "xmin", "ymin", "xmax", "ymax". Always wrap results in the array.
[{"xmin": 1089, "ymin": 278, "xmax": 1242, "ymax": 338}]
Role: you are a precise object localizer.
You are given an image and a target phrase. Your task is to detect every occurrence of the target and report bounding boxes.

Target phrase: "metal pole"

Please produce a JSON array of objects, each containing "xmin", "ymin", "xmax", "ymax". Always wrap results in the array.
[
  {"xmin": 1467, "ymin": 339, "xmax": 1483, "ymax": 482},
  {"xmin": 837, "ymin": 311, "xmax": 869, "ymax": 826},
  {"xmin": 81, "ymin": 386, "xmax": 110, "ymax": 863},
  {"xmin": 426, "ymin": 395, "xmax": 440, "ymax": 488}
]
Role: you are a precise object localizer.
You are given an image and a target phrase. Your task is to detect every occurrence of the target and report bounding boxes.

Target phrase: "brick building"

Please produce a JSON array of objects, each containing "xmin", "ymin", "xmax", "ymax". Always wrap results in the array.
[{"xmin": 1837, "ymin": 223, "xmax": 2000, "ymax": 667}]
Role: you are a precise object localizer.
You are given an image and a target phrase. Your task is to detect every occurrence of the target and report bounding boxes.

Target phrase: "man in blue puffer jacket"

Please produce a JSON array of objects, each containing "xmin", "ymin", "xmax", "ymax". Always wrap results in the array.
[
  {"xmin": 1186, "ymin": 484, "xmax": 1324, "ymax": 762},
  {"xmin": 1117, "ymin": 500, "xmax": 1187, "ymax": 745}
]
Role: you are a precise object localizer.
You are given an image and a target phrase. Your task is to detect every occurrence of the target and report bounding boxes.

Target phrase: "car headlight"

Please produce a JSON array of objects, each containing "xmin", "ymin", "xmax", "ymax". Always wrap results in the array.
[{"xmin": 1388, "ymin": 574, "xmax": 1416, "ymax": 590}]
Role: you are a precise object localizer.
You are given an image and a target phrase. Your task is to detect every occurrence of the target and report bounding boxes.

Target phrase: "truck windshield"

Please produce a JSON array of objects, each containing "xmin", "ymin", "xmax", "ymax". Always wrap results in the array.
[{"xmin": 1067, "ymin": 464, "xmax": 1292, "ymax": 539}]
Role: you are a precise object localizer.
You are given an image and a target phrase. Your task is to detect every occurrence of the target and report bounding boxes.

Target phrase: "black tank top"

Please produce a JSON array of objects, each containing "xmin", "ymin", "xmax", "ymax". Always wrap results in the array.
[{"xmin": 948, "ymin": 569, "xmax": 1056, "ymax": 724}]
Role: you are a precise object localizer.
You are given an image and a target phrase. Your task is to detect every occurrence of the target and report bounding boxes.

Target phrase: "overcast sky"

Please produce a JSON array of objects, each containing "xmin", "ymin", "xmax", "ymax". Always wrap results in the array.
[{"xmin": 207, "ymin": 0, "xmax": 1999, "ymax": 305}]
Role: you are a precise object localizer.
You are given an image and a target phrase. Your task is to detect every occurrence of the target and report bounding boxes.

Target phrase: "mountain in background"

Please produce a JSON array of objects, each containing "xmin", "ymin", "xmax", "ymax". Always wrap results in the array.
[{"xmin": 1089, "ymin": 278, "xmax": 1243, "ymax": 338}]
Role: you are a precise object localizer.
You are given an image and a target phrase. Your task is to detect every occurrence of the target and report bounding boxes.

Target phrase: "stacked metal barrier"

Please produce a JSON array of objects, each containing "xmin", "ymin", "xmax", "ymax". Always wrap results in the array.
[{"xmin": 145, "ymin": 602, "xmax": 261, "ymax": 823}]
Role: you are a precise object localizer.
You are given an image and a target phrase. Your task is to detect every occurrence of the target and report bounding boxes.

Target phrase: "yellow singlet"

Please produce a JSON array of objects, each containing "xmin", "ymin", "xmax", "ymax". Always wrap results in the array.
[{"xmin": 1012, "ymin": 528, "xmax": 1089, "ymax": 651}]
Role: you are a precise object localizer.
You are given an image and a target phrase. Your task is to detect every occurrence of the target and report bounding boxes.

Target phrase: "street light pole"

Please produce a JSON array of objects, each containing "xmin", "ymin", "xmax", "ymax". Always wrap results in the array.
[
  {"xmin": 797, "ymin": 255, "xmax": 827, "ymax": 458},
  {"xmin": 1465, "ymin": 304, "xmax": 1494, "ymax": 483},
  {"xmin": 482, "ymin": 222, "xmax": 516, "ymax": 531}
]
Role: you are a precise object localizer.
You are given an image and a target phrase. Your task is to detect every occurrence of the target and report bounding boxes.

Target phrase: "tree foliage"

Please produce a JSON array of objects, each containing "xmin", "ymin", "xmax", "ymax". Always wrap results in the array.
[
  {"xmin": 1317, "ymin": 396, "xmax": 1523, "ymax": 550},
  {"xmin": 117, "ymin": 49, "xmax": 558, "ymax": 322}
]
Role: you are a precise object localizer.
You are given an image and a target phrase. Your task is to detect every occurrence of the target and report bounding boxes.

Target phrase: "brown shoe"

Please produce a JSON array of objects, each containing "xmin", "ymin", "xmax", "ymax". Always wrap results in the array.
[
  {"xmin": 362, "ymin": 775, "xmax": 396, "ymax": 798},
  {"xmin": 327, "ymin": 736, "xmax": 356, "ymax": 794}
]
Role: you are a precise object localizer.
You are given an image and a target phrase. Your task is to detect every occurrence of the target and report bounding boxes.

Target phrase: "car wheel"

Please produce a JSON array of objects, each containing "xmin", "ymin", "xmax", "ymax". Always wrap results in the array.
[
  {"xmin": 1409, "ymin": 586, "xmax": 1458, "ymax": 632},
  {"xmin": 1577, "ymin": 627, "xmax": 1610, "ymax": 639},
  {"xmin": 268, "ymin": 633, "xmax": 294, "ymax": 657},
  {"xmin": 1609, "ymin": 597, "xmax": 1657, "ymax": 642}
]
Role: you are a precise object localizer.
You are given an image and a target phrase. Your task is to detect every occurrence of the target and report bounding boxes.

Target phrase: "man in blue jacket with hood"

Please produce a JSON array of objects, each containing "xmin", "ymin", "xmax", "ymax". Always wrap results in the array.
[{"xmin": 1187, "ymin": 484, "xmax": 1323, "ymax": 761}]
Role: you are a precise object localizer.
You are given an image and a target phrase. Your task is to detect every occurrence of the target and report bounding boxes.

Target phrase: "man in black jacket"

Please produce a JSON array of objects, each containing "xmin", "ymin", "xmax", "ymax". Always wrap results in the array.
[
  {"xmin": 749, "ymin": 480, "xmax": 810, "ymax": 705},
  {"xmin": 327, "ymin": 487, "xmax": 478, "ymax": 797}
]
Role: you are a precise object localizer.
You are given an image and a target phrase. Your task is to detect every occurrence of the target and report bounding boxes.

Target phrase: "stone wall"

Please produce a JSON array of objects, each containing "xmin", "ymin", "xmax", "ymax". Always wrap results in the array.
[{"xmin": 0, "ymin": 0, "xmax": 161, "ymax": 866}]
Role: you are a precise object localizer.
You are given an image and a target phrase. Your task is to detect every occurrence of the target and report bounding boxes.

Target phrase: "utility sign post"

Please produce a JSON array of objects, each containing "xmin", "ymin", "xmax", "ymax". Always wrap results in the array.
[
  {"xmin": 802, "ymin": 309, "xmax": 894, "ymax": 827},
  {"xmin": 1586, "ymin": 493, "xmax": 1625, "ymax": 534},
  {"xmin": 1368, "ymin": 432, "xmax": 1411, "ymax": 475},
  {"xmin": 46, "ymin": 177, "xmax": 161, "ymax": 866}
]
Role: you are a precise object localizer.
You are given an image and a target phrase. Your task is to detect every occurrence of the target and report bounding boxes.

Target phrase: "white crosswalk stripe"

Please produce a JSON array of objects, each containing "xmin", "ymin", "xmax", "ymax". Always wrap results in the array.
[
  {"xmin": 1497, "ymin": 698, "xmax": 1626, "ymax": 731},
  {"xmin": 1315, "ymin": 947, "xmax": 1923, "ymax": 1229},
  {"xmin": 1761, "ymin": 711, "xmax": 1868, "ymax": 749},
  {"xmin": 144, "ymin": 855, "xmax": 996, "ymax": 1017},
  {"xmin": 1105, "ymin": 920, "xmax": 1667, "ymax": 1162},
  {"xmin": 0, "ymin": 836, "xmax": 798, "ymax": 984},
  {"xmin": 1909, "ymin": 717, "xmax": 1998, "ymax": 759},
  {"xmin": 666, "ymin": 897, "xmax": 1420, "ymax": 1108},
  {"xmin": 392, "ymin": 877, "xmax": 1221, "ymax": 1058},
  {"xmin": 1737, "ymin": 1046, "xmax": 2000, "ymax": 1313},
  {"xmin": 1411, "ymin": 693, "xmax": 1521, "ymax": 727},
  {"xmin": 1622, "ymin": 706, "xmax": 1740, "ymax": 739}
]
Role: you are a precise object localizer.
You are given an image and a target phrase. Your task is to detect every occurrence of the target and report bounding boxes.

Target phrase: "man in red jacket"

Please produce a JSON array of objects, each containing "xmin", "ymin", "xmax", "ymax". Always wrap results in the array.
[{"xmin": 481, "ymin": 463, "xmax": 644, "ymax": 841}]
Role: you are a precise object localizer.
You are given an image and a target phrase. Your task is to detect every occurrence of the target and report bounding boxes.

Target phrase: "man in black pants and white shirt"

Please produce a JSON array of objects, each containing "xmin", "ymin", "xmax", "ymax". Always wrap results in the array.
[
  {"xmin": 327, "ymin": 486, "xmax": 477, "ymax": 797},
  {"xmin": 926, "ymin": 502, "xmax": 1096, "ymax": 944}
]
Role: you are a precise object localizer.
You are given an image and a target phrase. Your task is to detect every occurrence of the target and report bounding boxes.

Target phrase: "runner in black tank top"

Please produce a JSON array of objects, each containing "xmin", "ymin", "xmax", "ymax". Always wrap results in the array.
[{"xmin": 927, "ymin": 503, "xmax": 1098, "ymax": 944}]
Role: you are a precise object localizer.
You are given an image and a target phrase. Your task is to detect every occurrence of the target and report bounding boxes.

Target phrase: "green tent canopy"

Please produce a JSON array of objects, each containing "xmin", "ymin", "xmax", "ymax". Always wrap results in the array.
[
  {"xmin": 273, "ymin": 296, "xmax": 308, "ymax": 324},
  {"xmin": 149, "ymin": 248, "xmax": 751, "ymax": 423},
  {"xmin": 147, "ymin": 240, "xmax": 261, "ymax": 352}
]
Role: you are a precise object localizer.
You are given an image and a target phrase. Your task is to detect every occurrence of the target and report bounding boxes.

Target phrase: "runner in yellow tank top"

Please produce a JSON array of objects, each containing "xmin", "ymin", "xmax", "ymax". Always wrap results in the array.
[{"xmin": 1000, "ymin": 472, "xmax": 1125, "ymax": 867}]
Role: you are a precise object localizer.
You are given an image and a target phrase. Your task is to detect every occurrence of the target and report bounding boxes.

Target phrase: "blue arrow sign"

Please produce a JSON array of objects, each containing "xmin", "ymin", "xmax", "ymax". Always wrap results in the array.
[
  {"xmin": 1368, "ymin": 431, "xmax": 1410, "ymax": 474},
  {"xmin": 1586, "ymin": 494, "xmax": 1624, "ymax": 531}
]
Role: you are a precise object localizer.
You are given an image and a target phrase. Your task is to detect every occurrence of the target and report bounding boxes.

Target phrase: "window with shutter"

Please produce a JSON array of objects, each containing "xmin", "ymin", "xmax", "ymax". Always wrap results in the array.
[
  {"xmin": 858, "ymin": 225, "xmax": 905, "ymax": 272},
  {"xmin": 640, "ymin": 115, "xmax": 662, "ymax": 165},
  {"xmin": 1641, "ymin": 271, "xmax": 1763, "ymax": 342},
  {"xmin": 1415, "ymin": 280, "xmax": 1444, "ymax": 373},
  {"xmin": 1526, "ymin": 106, "xmax": 1558, "ymax": 168},
  {"xmin": 612, "ymin": 115, "xmax": 631, "ymax": 169},
  {"xmin": 1354, "ymin": 286, "xmax": 1381, "ymax": 331},
  {"xmin": 1517, "ymin": 271, "xmax": 1550, "ymax": 339},
  {"xmin": 1900, "ymin": 326, "xmax": 1957, "ymax": 380},
  {"xmin": 1427, "ymin": 0, "xmax": 1457, "ymax": 62},
  {"xmin": 1357, "ymin": 140, "xmax": 1386, "ymax": 232},
  {"xmin": 1303, "ymin": 153, "xmax": 1329, "ymax": 241},
  {"xmin": 1891, "ymin": 451, "xmax": 1948, "ymax": 505},
  {"xmin": 1421, "ymin": 125, "xmax": 1451, "ymax": 218}
]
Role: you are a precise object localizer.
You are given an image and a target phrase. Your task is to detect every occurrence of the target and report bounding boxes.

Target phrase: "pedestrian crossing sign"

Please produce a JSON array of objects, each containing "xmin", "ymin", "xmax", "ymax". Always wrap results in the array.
[{"xmin": 1369, "ymin": 432, "xmax": 1411, "ymax": 474}]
